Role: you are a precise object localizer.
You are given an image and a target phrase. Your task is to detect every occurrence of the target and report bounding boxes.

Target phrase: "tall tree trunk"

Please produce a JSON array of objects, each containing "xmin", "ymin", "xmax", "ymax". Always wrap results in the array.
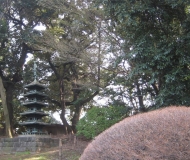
[
  {"xmin": 59, "ymin": 79, "xmax": 72, "ymax": 134},
  {"xmin": 0, "ymin": 77, "xmax": 13, "ymax": 138},
  {"xmin": 71, "ymin": 105, "xmax": 82, "ymax": 133},
  {"xmin": 6, "ymin": 84, "xmax": 14, "ymax": 133},
  {"xmin": 60, "ymin": 110, "xmax": 72, "ymax": 134},
  {"xmin": 136, "ymin": 81, "xmax": 146, "ymax": 112}
]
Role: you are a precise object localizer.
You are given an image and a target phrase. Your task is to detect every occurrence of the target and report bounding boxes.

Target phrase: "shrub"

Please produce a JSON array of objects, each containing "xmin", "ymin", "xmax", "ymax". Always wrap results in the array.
[
  {"xmin": 80, "ymin": 106, "xmax": 190, "ymax": 160},
  {"xmin": 76, "ymin": 106, "xmax": 128, "ymax": 139}
]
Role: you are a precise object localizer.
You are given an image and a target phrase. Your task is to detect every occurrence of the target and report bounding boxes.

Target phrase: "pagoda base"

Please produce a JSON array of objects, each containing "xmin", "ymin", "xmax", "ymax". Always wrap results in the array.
[{"xmin": 0, "ymin": 136, "xmax": 59, "ymax": 153}]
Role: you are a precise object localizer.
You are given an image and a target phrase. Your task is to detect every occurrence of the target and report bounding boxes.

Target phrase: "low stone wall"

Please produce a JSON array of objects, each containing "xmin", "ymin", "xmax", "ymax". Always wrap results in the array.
[{"xmin": 0, "ymin": 136, "xmax": 59, "ymax": 153}]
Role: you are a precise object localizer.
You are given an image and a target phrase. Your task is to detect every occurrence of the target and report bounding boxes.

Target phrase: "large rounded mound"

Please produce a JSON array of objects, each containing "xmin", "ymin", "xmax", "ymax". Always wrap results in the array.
[{"xmin": 80, "ymin": 106, "xmax": 190, "ymax": 160}]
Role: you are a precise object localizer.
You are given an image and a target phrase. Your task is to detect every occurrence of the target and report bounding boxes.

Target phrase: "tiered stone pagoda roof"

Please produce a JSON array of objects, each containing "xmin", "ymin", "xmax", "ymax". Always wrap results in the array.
[
  {"xmin": 20, "ymin": 111, "xmax": 48, "ymax": 116},
  {"xmin": 19, "ymin": 121, "xmax": 49, "ymax": 126},
  {"xmin": 22, "ymin": 101, "xmax": 48, "ymax": 106},
  {"xmin": 24, "ymin": 79, "xmax": 46, "ymax": 89},
  {"xmin": 23, "ymin": 91, "xmax": 47, "ymax": 97},
  {"xmin": 19, "ymin": 76, "xmax": 49, "ymax": 136}
]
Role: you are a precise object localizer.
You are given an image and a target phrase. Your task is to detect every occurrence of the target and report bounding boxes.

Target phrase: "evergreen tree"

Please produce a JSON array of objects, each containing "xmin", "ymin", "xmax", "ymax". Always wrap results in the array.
[{"xmin": 96, "ymin": 0, "xmax": 190, "ymax": 110}]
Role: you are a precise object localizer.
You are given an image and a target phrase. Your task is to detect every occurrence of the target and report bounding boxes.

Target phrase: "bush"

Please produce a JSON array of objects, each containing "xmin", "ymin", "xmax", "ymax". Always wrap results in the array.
[
  {"xmin": 76, "ymin": 106, "xmax": 128, "ymax": 139},
  {"xmin": 80, "ymin": 106, "xmax": 190, "ymax": 160}
]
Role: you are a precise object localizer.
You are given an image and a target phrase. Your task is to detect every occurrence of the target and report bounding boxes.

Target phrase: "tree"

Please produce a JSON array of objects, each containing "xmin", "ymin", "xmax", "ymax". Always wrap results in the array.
[
  {"xmin": 0, "ymin": 77, "xmax": 12, "ymax": 137},
  {"xmin": 29, "ymin": 0, "xmax": 106, "ymax": 134},
  {"xmin": 0, "ymin": 0, "xmax": 55, "ymax": 137},
  {"xmin": 76, "ymin": 105, "xmax": 128, "ymax": 139},
  {"xmin": 96, "ymin": 0, "xmax": 190, "ymax": 110}
]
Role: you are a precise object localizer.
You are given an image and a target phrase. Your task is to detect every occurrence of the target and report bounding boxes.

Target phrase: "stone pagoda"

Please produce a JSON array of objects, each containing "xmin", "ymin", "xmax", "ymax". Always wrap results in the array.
[{"xmin": 19, "ymin": 62, "xmax": 49, "ymax": 135}]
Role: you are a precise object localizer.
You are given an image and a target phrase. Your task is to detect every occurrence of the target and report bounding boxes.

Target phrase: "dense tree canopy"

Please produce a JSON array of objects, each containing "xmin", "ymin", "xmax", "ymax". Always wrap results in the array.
[
  {"xmin": 0, "ymin": 0, "xmax": 190, "ymax": 137},
  {"xmin": 76, "ymin": 105, "xmax": 128, "ymax": 139},
  {"xmin": 96, "ymin": 0, "xmax": 190, "ymax": 111},
  {"xmin": 22, "ymin": 0, "xmax": 110, "ymax": 133}
]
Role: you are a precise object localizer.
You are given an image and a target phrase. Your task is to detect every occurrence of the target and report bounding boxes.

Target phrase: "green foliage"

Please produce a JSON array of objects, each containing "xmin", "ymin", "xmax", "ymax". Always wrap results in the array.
[
  {"xmin": 32, "ymin": 0, "xmax": 109, "ymax": 133},
  {"xmin": 76, "ymin": 106, "xmax": 128, "ymax": 139},
  {"xmin": 96, "ymin": 0, "xmax": 190, "ymax": 109}
]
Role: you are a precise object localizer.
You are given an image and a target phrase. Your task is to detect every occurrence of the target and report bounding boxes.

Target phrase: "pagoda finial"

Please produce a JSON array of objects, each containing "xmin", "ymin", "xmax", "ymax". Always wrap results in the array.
[{"xmin": 34, "ymin": 61, "xmax": 37, "ymax": 80}]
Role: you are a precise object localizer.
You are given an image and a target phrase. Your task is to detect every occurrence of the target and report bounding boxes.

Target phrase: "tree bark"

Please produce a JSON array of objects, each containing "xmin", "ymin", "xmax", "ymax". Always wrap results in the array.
[
  {"xmin": 136, "ymin": 81, "xmax": 146, "ymax": 112},
  {"xmin": 59, "ymin": 79, "xmax": 72, "ymax": 134},
  {"xmin": 5, "ymin": 84, "xmax": 14, "ymax": 134},
  {"xmin": 0, "ymin": 77, "xmax": 13, "ymax": 138},
  {"xmin": 60, "ymin": 110, "xmax": 72, "ymax": 134},
  {"xmin": 71, "ymin": 105, "xmax": 82, "ymax": 133}
]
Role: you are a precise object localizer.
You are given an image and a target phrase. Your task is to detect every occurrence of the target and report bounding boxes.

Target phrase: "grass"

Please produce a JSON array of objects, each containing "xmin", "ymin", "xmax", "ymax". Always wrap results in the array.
[
  {"xmin": 61, "ymin": 150, "xmax": 80, "ymax": 160},
  {"xmin": 24, "ymin": 156, "xmax": 47, "ymax": 160},
  {"xmin": 15, "ymin": 151, "xmax": 31, "ymax": 156}
]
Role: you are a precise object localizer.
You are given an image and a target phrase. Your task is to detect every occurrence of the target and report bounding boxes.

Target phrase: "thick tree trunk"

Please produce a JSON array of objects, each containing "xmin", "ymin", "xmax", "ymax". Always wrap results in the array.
[
  {"xmin": 60, "ymin": 110, "xmax": 72, "ymax": 134},
  {"xmin": 59, "ymin": 80, "xmax": 72, "ymax": 134},
  {"xmin": 71, "ymin": 105, "xmax": 82, "ymax": 133},
  {"xmin": 0, "ymin": 77, "xmax": 13, "ymax": 138},
  {"xmin": 6, "ymin": 85, "xmax": 14, "ymax": 132}
]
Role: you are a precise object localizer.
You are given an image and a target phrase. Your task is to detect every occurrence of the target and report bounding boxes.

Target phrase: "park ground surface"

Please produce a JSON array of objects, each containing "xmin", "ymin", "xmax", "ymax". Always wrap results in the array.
[{"xmin": 0, "ymin": 135, "xmax": 90, "ymax": 160}]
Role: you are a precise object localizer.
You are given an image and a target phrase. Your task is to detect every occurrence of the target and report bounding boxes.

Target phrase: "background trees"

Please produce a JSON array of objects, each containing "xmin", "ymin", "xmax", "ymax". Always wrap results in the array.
[
  {"xmin": 76, "ymin": 105, "xmax": 128, "ymax": 139},
  {"xmin": 96, "ymin": 0, "xmax": 190, "ymax": 111},
  {"xmin": 1, "ymin": 0, "xmax": 190, "ymax": 137},
  {"xmin": 28, "ymin": 0, "xmax": 109, "ymax": 133}
]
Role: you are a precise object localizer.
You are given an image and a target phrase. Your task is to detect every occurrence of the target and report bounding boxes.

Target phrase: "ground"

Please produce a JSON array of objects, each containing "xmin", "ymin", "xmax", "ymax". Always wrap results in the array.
[{"xmin": 0, "ymin": 135, "xmax": 90, "ymax": 160}]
